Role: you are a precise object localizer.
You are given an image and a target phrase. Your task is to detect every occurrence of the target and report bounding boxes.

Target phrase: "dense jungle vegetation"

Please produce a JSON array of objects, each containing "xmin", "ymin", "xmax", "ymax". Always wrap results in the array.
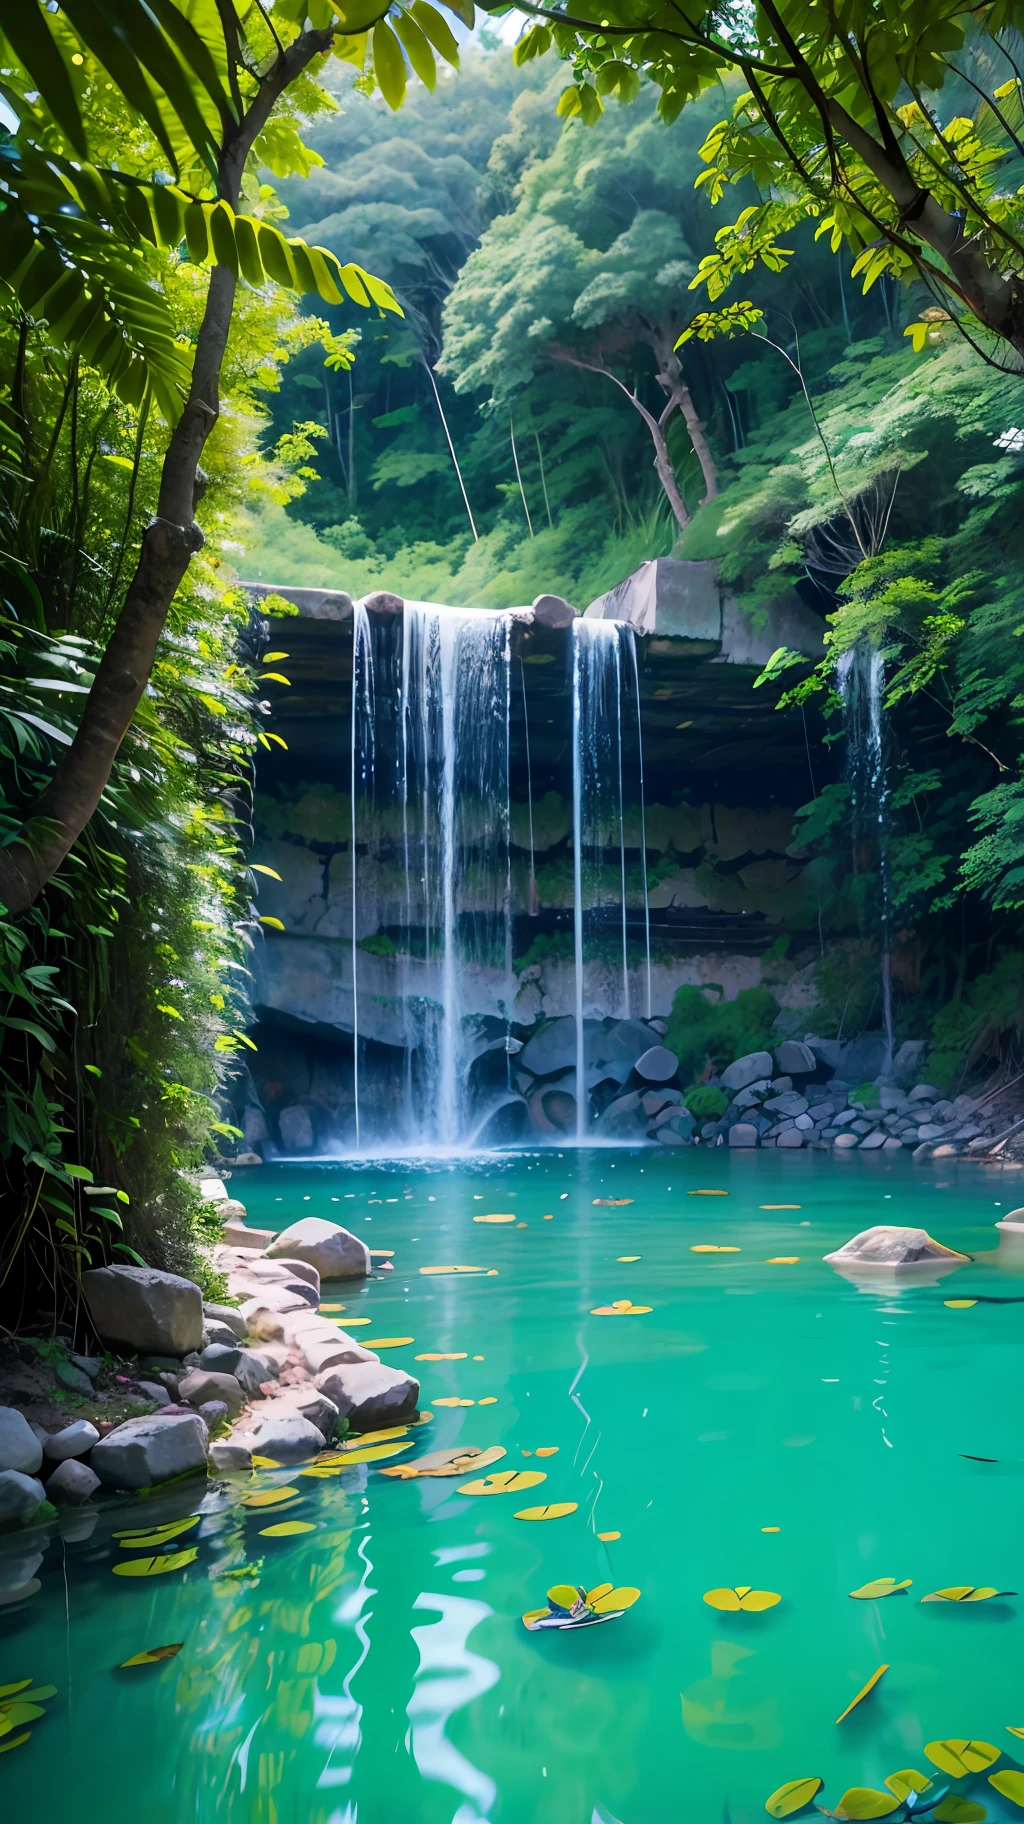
[{"xmin": 5, "ymin": 0, "xmax": 1024, "ymax": 1318}]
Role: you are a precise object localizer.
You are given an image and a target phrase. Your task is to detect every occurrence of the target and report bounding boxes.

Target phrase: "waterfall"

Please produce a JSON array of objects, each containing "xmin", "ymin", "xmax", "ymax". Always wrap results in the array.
[
  {"xmin": 571, "ymin": 618, "xmax": 648, "ymax": 1137},
  {"xmin": 837, "ymin": 641, "xmax": 894, "ymax": 1072},
  {"xmin": 349, "ymin": 603, "xmax": 374, "ymax": 1148}
]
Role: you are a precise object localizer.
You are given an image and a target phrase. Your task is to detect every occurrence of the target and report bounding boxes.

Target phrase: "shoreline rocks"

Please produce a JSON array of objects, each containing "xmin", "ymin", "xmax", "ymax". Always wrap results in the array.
[
  {"xmin": 265, "ymin": 1217, "xmax": 371, "ymax": 1279},
  {"xmin": 824, "ymin": 1226, "xmax": 970, "ymax": 1268},
  {"xmin": 82, "ymin": 1265, "xmax": 203, "ymax": 1355}
]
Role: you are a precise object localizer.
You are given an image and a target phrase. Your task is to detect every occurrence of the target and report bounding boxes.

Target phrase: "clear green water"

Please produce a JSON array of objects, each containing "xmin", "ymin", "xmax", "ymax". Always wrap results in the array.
[{"xmin": 6, "ymin": 1149, "xmax": 1024, "ymax": 1824}]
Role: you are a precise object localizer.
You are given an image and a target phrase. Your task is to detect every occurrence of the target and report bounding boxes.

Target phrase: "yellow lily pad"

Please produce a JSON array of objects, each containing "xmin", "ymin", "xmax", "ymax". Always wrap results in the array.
[
  {"xmin": 849, "ymin": 1578, "xmax": 912, "ymax": 1599},
  {"xmin": 617, "ymin": 1255, "xmax": 642, "ymax": 1262},
  {"xmin": 690, "ymin": 1244, "xmax": 740, "ymax": 1253},
  {"xmin": 419, "ymin": 1265, "xmax": 488, "ymax": 1275},
  {"xmin": 836, "ymin": 1664, "xmax": 888, "ymax": 1724},
  {"xmin": 259, "ymin": 1521, "xmax": 317, "ymax": 1537},
  {"xmin": 884, "ymin": 1771, "xmax": 932, "ymax": 1803},
  {"xmin": 925, "ymin": 1741, "xmax": 1000, "ymax": 1778},
  {"xmin": 13, "ymin": 1686, "xmax": 55, "ymax": 1703},
  {"xmin": 590, "ymin": 1301, "xmax": 652, "ymax": 1315},
  {"xmin": 112, "ymin": 1549, "xmax": 199, "ymax": 1577},
  {"xmin": 766, "ymin": 1257, "xmax": 801, "ymax": 1264},
  {"xmin": 765, "ymin": 1776, "xmax": 824, "ymax": 1817},
  {"xmin": 593, "ymin": 1198, "xmax": 634, "ymax": 1206},
  {"xmin": 547, "ymin": 1583, "xmax": 580, "ymax": 1609},
  {"xmin": 473, "ymin": 1214, "xmax": 515, "ymax": 1223},
  {"xmin": 0, "ymin": 1731, "xmax": 30, "ymax": 1755},
  {"xmin": 363, "ymin": 1337, "xmax": 414, "ymax": 1349},
  {"xmin": 458, "ymin": 1470, "xmax": 546, "ymax": 1495},
  {"xmin": 535, "ymin": 1447, "xmax": 559, "ymax": 1457},
  {"xmin": 113, "ymin": 1516, "xmax": 199, "ymax": 1542},
  {"xmin": 944, "ymin": 1300, "xmax": 978, "ymax": 1309},
  {"xmin": 479, "ymin": 1396, "xmax": 498, "ymax": 1404},
  {"xmin": 514, "ymin": 1502, "xmax": 578, "ymax": 1521},
  {"xmin": 830, "ymin": 1789, "xmax": 897, "ymax": 1820},
  {"xmin": 689, "ymin": 1189, "xmax": 729, "ymax": 1195},
  {"xmin": 240, "ymin": 1487, "xmax": 300, "ymax": 1508},
  {"xmin": 119, "ymin": 1645, "xmax": 183, "ymax": 1667},
  {"xmin": 933, "ymin": 1801, "xmax": 987, "ymax": 1823},
  {"xmin": 761, "ymin": 1204, "xmax": 802, "ymax": 1210},
  {"xmin": 921, "ymin": 1586, "xmax": 1015, "ymax": 1603},
  {"xmin": 333, "ymin": 1441, "xmax": 414, "ymax": 1466},
  {"xmin": 989, "ymin": 1770, "xmax": 1024, "ymax": 1808},
  {"xmin": 415, "ymin": 1352, "xmax": 467, "ymax": 1361},
  {"xmin": 250, "ymin": 1455, "xmax": 280, "ymax": 1469},
  {"xmin": 0, "ymin": 1681, "xmax": 32, "ymax": 1699},
  {"xmin": 598, "ymin": 1531, "xmax": 620, "ymax": 1542},
  {"xmin": 0, "ymin": 1703, "xmax": 45, "ymax": 1732},
  {"xmin": 591, "ymin": 1586, "xmax": 639, "ymax": 1614},
  {"xmin": 1008, "ymin": 1727, "xmax": 1024, "ymax": 1741},
  {"xmin": 703, "ymin": 1586, "xmax": 780, "ymax": 1612},
  {"xmin": 299, "ymin": 1466, "xmax": 339, "ymax": 1479}
]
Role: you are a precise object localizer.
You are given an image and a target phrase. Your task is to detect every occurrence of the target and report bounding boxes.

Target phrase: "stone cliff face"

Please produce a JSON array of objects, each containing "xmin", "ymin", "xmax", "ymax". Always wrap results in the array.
[{"xmin": 235, "ymin": 560, "xmax": 833, "ymax": 1152}]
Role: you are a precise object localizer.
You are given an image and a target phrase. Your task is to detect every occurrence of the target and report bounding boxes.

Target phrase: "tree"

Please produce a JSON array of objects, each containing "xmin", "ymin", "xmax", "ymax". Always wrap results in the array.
[
  {"xmin": 499, "ymin": 0, "xmax": 1024, "ymax": 367},
  {"xmin": 440, "ymin": 95, "xmax": 718, "ymax": 529},
  {"xmin": 0, "ymin": 0, "xmax": 466, "ymax": 915}
]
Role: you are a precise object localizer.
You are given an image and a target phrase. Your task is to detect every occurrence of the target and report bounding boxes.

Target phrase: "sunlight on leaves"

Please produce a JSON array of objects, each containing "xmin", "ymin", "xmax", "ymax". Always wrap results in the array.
[{"xmin": 836, "ymin": 1665, "xmax": 888, "ymax": 1723}]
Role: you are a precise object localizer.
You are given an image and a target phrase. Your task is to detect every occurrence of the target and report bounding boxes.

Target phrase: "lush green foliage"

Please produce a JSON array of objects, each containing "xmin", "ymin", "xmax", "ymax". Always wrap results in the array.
[{"xmin": 664, "ymin": 985, "xmax": 780, "ymax": 1083}]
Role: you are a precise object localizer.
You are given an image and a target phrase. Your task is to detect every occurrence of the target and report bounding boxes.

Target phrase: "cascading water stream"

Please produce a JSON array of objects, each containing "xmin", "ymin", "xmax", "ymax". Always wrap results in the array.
[
  {"xmin": 349, "ymin": 602, "xmax": 374, "ymax": 1149},
  {"xmin": 837, "ymin": 640, "xmax": 894, "ymax": 1072}
]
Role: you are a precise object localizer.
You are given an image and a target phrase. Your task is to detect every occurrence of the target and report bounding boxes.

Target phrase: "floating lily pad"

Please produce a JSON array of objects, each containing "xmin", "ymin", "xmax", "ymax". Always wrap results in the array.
[
  {"xmin": 522, "ymin": 1582, "xmax": 639, "ymax": 1631},
  {"xmin": 259, "ymin": 1521, "xmax": 317, "ymax": 1537},
  {"xmin": 299, "ymin": 1466, "xmax": 339, "ymax": 1479},
  {"xmin": 921, "ymin": 1587, "xmax": 1015, "ymax": 1603},
  {"xmin": 416, "ymin": 1353, "xmax": 467, "ymax": 1361},
  {"xmin": 849, "ymin": 1578, "xmax": 912, "ymax": 1600},
  {"xmin": 0, "ymin": 1703, "xmax": 45, "ymax": 1732},
  {"xmin": 932, "ymin": 1801, "xmax": 987, "ymax": 1823},
  {"xmin": 419, "ymin": 1265, "xmax": 489, "ymax": 1275},
  {"xmin": 514, "ymin": 1503, "xmax": 578, "ymax": 1521},
  {"xmin": 884, "ymin": 1771, "xmax": 932, "ymax": 1803},
  {"xmin": 240, "ymin": 1488, "xmax": 300, "ymax": 1508},
  {"xmin": 765, "ymin": 1776, "xmax": 824, "ymax": 1817},
  {"xmin": 593, "ymin": 1198, "xmax": 633, "ymax": 1206},
  {"xmin": 766, "ymin": 1257, "xmax": 801, "ymax": 1264},
  {"xmin": 458, "ymin": 1470, "xmax": 546, "ymax": 1496},
  {"xmin": 120, "ymin": 1645, "xmax": 183, "ymax": 1667},
  {"xmin": 332, "ymin": 1441, "xmax": 414, "ymax": 1466},
  {"xmin": 989, "ymin": 1771, "xmax": 1024, "ymax": 1808},
  {"xmin": 590, "ymin": 1301, "xmax": 652, "ymax": 1315},
  {"xmin": 112, "ymin": 1549, "xmax": 198, "ymax": 1577},
  {"xmin": 703, "ymin": 1586, "xmax": 780, "ymax": 1612},
  {"xmin": 826, "ymin": 1789, "xmax": 897, "ymax": 1820},
  {"xmin": 339, "ymin": 1425, "xmax": 412, "ymax": 1448},
  {"xmin": 0, "ymin": 1682, "xmax": 32, "ymax": 1699},
  {"xmin": 1008, "ymin": 1727, "xmax": 1024, "ymax": 1741},
  {"xmin": 363, "ymin": 1337, "xmax": 414, "ymax": 1349},
  {"xmin": 381, "ymin": 1445, "xmax": 507, "ymax": 1481},
  {"xmin": 761, "ymin": 1204, "xmax": 802, "ymax": 1210},
  {"xmin": 479, "ymin": 1396, "xmax": 498, "ymax": 1404},
  {"xmin": 598, "ymin": 1531, "xmax": 620, "ymax": 1542},
  {"xmin": 617, "ymin": 1256, "xmax": 642, "ymax": 1262},
  {"xmin": 690, "ymin": 1244, "xmax": 740, "ymax": 1253},
  {"xmin": 535, "ymin": 1447, "xmax": 559, "ymax": 1457},
  {"xmin": 689, "ymin": 1190, "xmax": 729, "ymax": 1196},
  {"xmin": 473, "ymin": 1214, "xmax": 515, "ymax": 1223},
  {"xmin": 944, "ymin": 1300, "xmax": 978, "ymax": 1310},
  {"xmin": 114, "ymin": 1516, "xmax": 199, "ymax": 1542},
  {"xmin": 925, "ymin": 1741, "xmax": 999, "ymax": 1778},
  {"xmin": 0, "ymin": 1731, "xmax": 30, "ymax": 1755},
  {"xmin": 836, "ymin": 1664, "xmax": 888, "ymax": 1723}
]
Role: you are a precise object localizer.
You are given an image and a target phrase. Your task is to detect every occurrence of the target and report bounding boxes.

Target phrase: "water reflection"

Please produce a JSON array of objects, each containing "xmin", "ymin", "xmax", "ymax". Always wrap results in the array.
[{"xmin": 407, "ymin": 1592, "xmax": 499, "ymax": 1822}]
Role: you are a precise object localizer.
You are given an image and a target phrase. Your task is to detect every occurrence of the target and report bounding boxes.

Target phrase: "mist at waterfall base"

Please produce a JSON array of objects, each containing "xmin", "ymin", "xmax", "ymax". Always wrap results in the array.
[
  {"xmin": 9, "ymin": 1150, "xmax": 1024, "ymax": 1824},
  {"xmin": 320, "ymin": 604, "xmax": 654, "ymax": 1157}
]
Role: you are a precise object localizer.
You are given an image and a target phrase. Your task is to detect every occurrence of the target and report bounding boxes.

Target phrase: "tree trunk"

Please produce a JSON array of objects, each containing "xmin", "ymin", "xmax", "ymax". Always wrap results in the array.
[
  {"xmin": 548, "ymin": 347, "xmax": 690, "ymax": 532},
  {"xmin": 0, "ymin": 28, "xmax": 332, "ymax": 917},
  {"xmin": 652, "ymin": 331, "xmax": 718, "ymax": 505}
]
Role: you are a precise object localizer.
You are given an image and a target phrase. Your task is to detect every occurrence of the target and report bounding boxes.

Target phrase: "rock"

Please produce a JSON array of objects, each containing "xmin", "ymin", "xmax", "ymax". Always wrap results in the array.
[
  {"xmin": 531, "ymin": 592, "xmax": 575, "ymax": 629},
  {"xmin": 909, "ymin": 1084, "xmax": 940, "ymax": 1101},
  {"xmin": 43, "ymin": 1420, "xmax": 100, "ymax": 1463},
  {"xmin": 315, "ymin": 1362, "xmax": 420, "ymax": 1429},
  {"xmin": 794, "ymin": 1113, "xmax": 814, "ymax": 1131},
  {"xmin": 265, "ymin": 1218, "xmax": 371, "ymax": 1280},
  {"xmin": 858, "ymin": 1131, "xmax": 887, "ymax": 1151},
  {"xmin": 69, "ymin": 1353, "xmax": 102, "ymax": 1378},
  {"xmin": 518, "ymin": 1016, "xmax": 581, "ymax": 1078},
  {"xmin": 250, "ymin": 1257, "xmax": 320, "ymax": 1291},
  {"xmin": 721, "ymin": 1051, "xmax": 774, "ymax": 1092},
  {"xmin": 592, "ymin": 1091, "xmax": 646, "ymax": 1139},
  {"xmin": 209, "ymin": 1440, "xmax": 253, "ymax": 1473},
  {"xmin": 834, "ymin": 1132, "xmax": 859, "ymax": 1149},
  {"xmin": 930, "ymin": 1143, "xmax": 960, "ymax": 1158},
  {"xmin": 0, "ymin": 1549, "xmax": 44, "ymax": 1591},
  {"xmin": 202, "ymin": 1305, "xmax": 246, "ymax": 1349},
  {"xmin": 882, "ymin": 1137, "xmax": 903, "ymax": 1152},
  {"xmin": 136, "ymin": 1380, "xmax": 171, "ymax": 1407},
  {"xmin": 82, "ymin": 1264, "xmax": 203, "ymax": 1355},
  {"xmin": 773, "ymin": 1040, "xmax": 817, "ymax": 1076},
  {"xmin": 0, "ymin": 1407, "xmax": 43, "ymax": 1476},
  {"xmin": 202, "ymin": 1346, "xmax": 270, "ymax": 1397},
  {"xmin": 727, "ymin": 1122, "xmax": 758, "ymax": 1148},
  {"xmin": 199, "ymin": 1343, "xmax": 241, "ymax": 1372},
  {"xmin": 916, "ymin": 1123, "xmax": 946, "ymax": 1141},
  {"xmin": 91, "ymin": 1412, "xmax": 209, "ymax": 1490},
  {"xmin": 246, "ymin": 1415, "xmax": 324, "ymax": 1464},
  {"xmin": 46, "ymin": 1459, "xmax": 101, "ymax": 1504},
  {"xmin": 764, "ymin": 1092, "xmax": 809, "ymax": 1117},
  {"xmin": 55, "ymin": 1358, "xmax": 95, "ymax": 1395},
  {"xmin": 199, "ymin": 1175, "xmax": 229, "ymax": 1202},
  {"xmin": 777, "ymin": 1128, "xmax": 805, "ymax": 1148},
  {"xmin": 215, "ymin": 1199, "xmax": 248, "ymax": 1223},
  {"xmin": 204, "ymin": 1321, "xmax": 242, "ymax": 1348},
  {"xmin": 198, "ymin": 1402, "xmax": 229, "ymax": 1426},
  {"xmin": 363, "ymin": 590, "xmax": 405, "ymax": 615},
  {"xmin": 0, "ymin": 1470, "xmax": 47, "ymax": 1524},
  {"xmin": 633, "ymin": 1045, "xmax": 679, "ymax": 1084},
  {"xmin": 232, "ymin": 1152, "xmax": 263, "ymax": 1166},
  {"xmin": 278, "ymin": 1104, "xmax": 315, "ymax": 1152},
  {"xmin": 824, "ymin": 1226, "xmax": 969, "ymax": 1268},
  {"xmin": 891, "ymin": 1040, "xmax": 927, "ymax": 1086},
  {"xmin": 178, "ymin": 1370, "xmax": 246, "ymax": 1415},
  {"xmin": 656, "ymin": 1125, "xmax": 688, "ymax": 1145},
  {"xmin": 244, "ymin": 1106, "xmax": 270, "ymax": 1148},
  {"xmin": 834, "ymin": 1108, "xmax": 859, "ymax": 1126},
  {"xmin": 298, "ymin": 1331, "xmax": 378, "ymax": 1378},
  {"xmin": 807, "ymin": 1102, "xmax": 835, "ymax": 1122},
  {"xmin": 274, "ymin": 1390, "xmax": 339, "ymax": 1439}
]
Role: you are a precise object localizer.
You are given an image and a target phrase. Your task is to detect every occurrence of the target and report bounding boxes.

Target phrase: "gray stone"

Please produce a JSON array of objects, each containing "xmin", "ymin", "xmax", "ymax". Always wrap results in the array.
[
  {"xmin": 244, "ymin": 1105, "xmax": 270, "ymax": 1148},
  {"xmin": 531, "ymin": 592, "xmax": 575, "ymax": 628},
  {"xmin": 728, "ymin": 1123, "xmax": 758, "ymax": 1148},
  {"xmin": 0, "ymin": 1470, "xmax": 47, "ymax": 1523},
  {"xmin": 264, "ymin": 1218, "xmax": 371, "ymax": 1281},
  {"xmin": 916, "ymin": 1123, "xmax": 946, "ymax": 1141},
  {"xmin": 721, "ymin": 1051, "xmax": 774, "ymax": 1092},
  {"xmin": 909, "ymin": 1084, "xmax": 940, "ymax": 1101},
  {"xmin": 200, "ymin": 1347, "xmax": 272, "ymax": 1397},
  {"xmin": 222, "ymin": 1219, "xmax": 275, "ymax": 1248},
  {"xmin": 824, "ymin": 1225, "xmax": 969, "ymax": 1268},
  {"xmin": 642, "ymin": 1088, "xmax": 682, "ymax": 1117},
  {"xmin": 771, "ymin": 1076, "xmax": 793, "ymax": 1093},
  {"xmin": 633, "ymin": 1045, "xmax": 679, "ymax": 1084},
  {"xmin": 858, "ymin": 1130, "xmax": 887, "ymax": 1150},
  {"xmin": 209, "ymin": 1440, "xmax": 253, "ymax": 1473},
  {"xmin": 250, "ymin": 1257, "xmax": 320, "ymax": 1292},
  {"xmin": 201, "ymin": 1305, "xmax": 248, "ymax": 1349},
  {"xmin": 0, "ymin": 1548, "xmax": 44, "ymax": 1591},
  {"xmin": 733, "ymin": 1079, "xmax": 772, "ymax": 1109},
  {"xmin": 43, "ymin": 1420, "xmax": 100, "ymax": 1463},
  {"xmin": 273, "ymin": 1389, "xmax": 339, "ymax": 1439},
  {"xmin": 764, "ymin": 1092, "xmax": 809, "ymax": 1116},
  {"xmin": 891, "ymin": 1040, "xmax": 927, "ymax": 1086},
  {"xmin": 834, "ymin": 1132, "xmax": 859, "ymax": 1149},
  {"xmin": 82, "ymin": 1264, "xmax": 203, "ymax": 1355},
  {"xmin": 198, "ymin": 1402, "xmax": 229, "ymax": 1426},
  {"xmin": 178, "ymin": 1370, "xmax": 246, "ymax": 1415},
  {"xmin": 852, "ymin": 1119, "xmax": 874, "ymax": 1135},
  {"xmin": 519, "ymin": 1015, "xmax": 585, "ymax": 1078},
  {"xmin": 204, "ymin": 1321, "xmax": 242, "ymax": 1349},
  {"xmin": 794, "ymin": 1113, "xmax": 814, "ymax": 1131},
  {"xmin": 883, "ymin": 1137, "xmax": 904, "ymax": 1152},
  {"xmin": 232, "ymin": 1152, "xmax": 263, "ymax": 1166},
  {"xmin": 69, "ymin": 1353, "xmax": 102, "ymax": 1378},
  {"xmin": 833, "ymin": 1108, "xmax": 859, "ymax": 1126},
  {"xmin": 245, "ymin": 583, "xmax": 354, "ymax": 621},
  {"xmin": 773, "ymin": 1040, "xmax": 817, "ymax": 1076},
  {"xmin": 0, "ymin": 1407, "xmax": 43, "ymax": 1476},
  {"xmin": 315, "ymin": 1361, "xmax": 420, "ymax": 1429},
  {"xmin": 55, "ymin": 1358, "xmax": 95, "ymax": 1395},
  {"xmin": 46, "ymin": 1459, "xmax": 100, "ymax": 1504},
  {"xmin": 298, "ymin": 1330, "xmax": 378, "ymax": 1378},
  {"xmin": 214, "ymin": 1198, "xmax": 248, "ymax": 1224},
  {"xmin": 655, "ymin": 1125, "xmax": 688, "ymax": 1145},
  {"xmin": 91, "ymin": 1412, "xmax": 209, "ymax": 1490},
  {"xmin": 278, "ymin": 1104, "xmax": 315, "ymax": 1152},
  {"xmin": 592, "ymin": 1092, "xmax": 647, "ymax": 1140},
  {"xmin": 136, "ymin": 1380, "xmax": 171, "ymax": 1407},
  {"xmin": 777, "ymin": 1128, "xmax": 805, "ymax": 1148},
  {"xmin": 363, "ymin": 589, "xmax": 404, "ymax": 615},
  {"xmin": 246, "ymin": 1415, "xmax": 324, "ymax": 1463},
  {"xmin": 199, "ymin": 1343, "xmax": 241, "ymax": 1372}
]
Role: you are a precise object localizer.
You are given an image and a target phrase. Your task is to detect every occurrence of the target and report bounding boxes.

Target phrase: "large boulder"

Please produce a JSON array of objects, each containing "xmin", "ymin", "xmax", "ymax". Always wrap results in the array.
[
  {"xmin": 0, "ymin": 1407, "xmax": 43, "ymax": 1476},
  {"xmin": 592, "ymin": 1090, "xmax": 647, "ymax": 1140},
  {"xmin": 773, "ymin": 1040, "xmax": 817, "ymax": 1077},
  {"xmin": 315, "ymin": 1362, "xmax": 419, "ymax": 1429},
  {"xmin": 178, "ymin": 1369, "xmax": 246, "ymax": 1415},
  {"xmin": 46, "ymin": 1459, "xmax": 101, "ymax": 1504},
  {"xmin": 43, "ymin": 1420, "xmax": 100, "ymax": 1464},
  {"xmin": 274, "ymin": 1389, "xmax": 339, "ymax": 1440},
  {"xmin": 721, "ymin": 1051, "xmax": 774, "ymax": 1092},
  {"xmin": 531, "ymin": 592, "xmax": 575, "ymax": 629},
  {"xmin": 633, "ymin": 1045, "xmax": 679, "ymax": 1084},
  {"xmin": 209, "ymin": 1440, "xmax": 253, "ymax": 1473},
  {"xmin": 278, "ymin": 1104, "xmax": 314, "ymax": 1152},
  {"xmin": 297, "ymin": 1328, "xmax": 378, "ymax": 1378},
  {"xmin": 265, "ymin": 1218, "xmax": 371, "ymax": 1280},
  {"xmin": 82, "ymin": 1264, "xmax": 203, "ymax": 1355},
  {"xmin": 891, "ymin": 1040, "xmax": 927, "ymax": 1087},
  {"xmin": 728, "ymin": 1123, "xmax": 759, "ymax": 1148},
  {"xmin": 0, "ymin": 1470, "xmax": 46, "ymax": 1524},
  {"xmin": 245, "ymin": 1415, "xmax": 324, "ymax": 1464},
  {"xmin": 518, "ymin": 1016, "xmax": 586, "ymax": 1079},
  {"xmin": 824, "ymin": 1226, "xmax": 969, "ymax": 1268},
  {"xmin": 198, "ymin": 1345, "xmax": 272, "ymax": 1397},
  {"xmin": 91, "ymin": 1412, "xmax": 209, "ymax": 1490}
]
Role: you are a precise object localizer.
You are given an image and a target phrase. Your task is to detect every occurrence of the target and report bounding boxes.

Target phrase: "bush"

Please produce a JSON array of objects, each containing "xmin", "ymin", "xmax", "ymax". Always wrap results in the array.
[
  {"xmin": 928, "ymin": 955, "xmax": 1024, "ymax": 1093},
  {"xmin": 850, "ymin": 1082, "xmax": 881, "ymax": 1108},
  {"xmin": 664, "ymin": 984, "xmax": 780, "ymax": 1083},
  {"xmin": 683, "ymin": 1084, "xmax": 729, "ymax": 1122}
]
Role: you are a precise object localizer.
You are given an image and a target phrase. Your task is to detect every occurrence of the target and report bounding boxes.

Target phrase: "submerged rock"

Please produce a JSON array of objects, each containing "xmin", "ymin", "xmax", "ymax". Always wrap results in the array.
[
  {"xmin": 0, "ymin": 1407, "xmax": 44, "ymax": 1476},
  {"xmin": 0, "ymin": 1470, "xmax": 46, "ymax": 1524},
  {"xmin": 824, "ymin": 1225, "xmax": 969, "ymax": 1268},
  {"xmin": 265, "ymin": 1218, "xmax": 371, "ymax": 1280},
  {"xmin": 82, "ymin": 1264, "xmax": 203, "ymax": 1356},
  {"xmin": 91, "ymin": 1412, "xmax": 208, "ymax": 1491}
]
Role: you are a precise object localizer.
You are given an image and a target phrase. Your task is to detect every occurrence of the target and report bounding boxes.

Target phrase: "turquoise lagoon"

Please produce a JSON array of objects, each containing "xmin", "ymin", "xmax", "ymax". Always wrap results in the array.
[{"xmin": 5, "ymin": 1148, "xmax": 1024, "ymax": 1823}]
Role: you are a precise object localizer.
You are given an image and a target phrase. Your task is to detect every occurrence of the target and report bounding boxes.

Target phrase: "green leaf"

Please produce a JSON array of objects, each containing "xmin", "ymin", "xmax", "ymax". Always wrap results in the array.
[
  {"xmin": 2, "ymin": 8, "xmax": 86, "ymax": 155},
  {"xmin": 765, "ymin": 1776, "xmax": 824, "ymax": 1817},
  {"xmin": 393, "ymin": 11, "xmax": 436, "ymax": 90},
  {"xmin": 409, "ymin": 0, "xmax": 460, "ymax": 67},
  {"xmin": 372, "ymin": 20, "xmax": 407, "ymax": 111}
]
